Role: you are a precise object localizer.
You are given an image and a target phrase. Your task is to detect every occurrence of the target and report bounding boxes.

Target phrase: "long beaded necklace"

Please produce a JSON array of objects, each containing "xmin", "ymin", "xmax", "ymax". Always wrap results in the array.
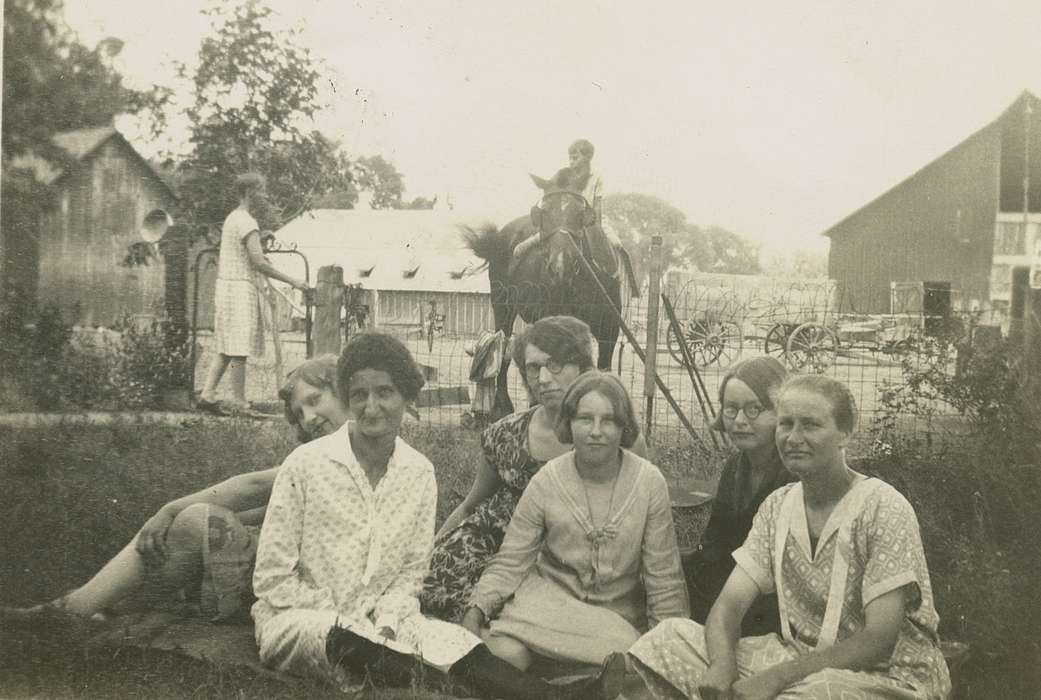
[{"xmin": 579, "ymin": 452, "xmax": 622, "ymax": 588}]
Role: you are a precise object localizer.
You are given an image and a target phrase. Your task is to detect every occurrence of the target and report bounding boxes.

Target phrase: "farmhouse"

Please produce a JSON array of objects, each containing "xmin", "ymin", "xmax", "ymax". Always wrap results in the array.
[
  {"xmin": 8, "ymin": 126, "xmax": 179, "ymax": 327},
  {"xmin": 825, "ymin": 91, "xmax": 1041, "ymax": 320},
  {"xmin": 269, "ymin": 208, "xmax": 496, "ymax": 336}
]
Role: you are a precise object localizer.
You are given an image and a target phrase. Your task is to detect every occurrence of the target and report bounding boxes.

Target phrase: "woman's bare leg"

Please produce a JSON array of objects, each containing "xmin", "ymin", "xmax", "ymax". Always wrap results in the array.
[
  {"xmin": 59, "ymin": 503, "xmax": 211, "ymax": 616},
  {"xmin": 200, "ymin": 354, "xmax": 232, "ymax": 403},
  {"xmin": 59, "ymin": 540, "xmax": 147, "ymax": 617},
  {"xmin": 226, "ymin": 356, "xmax": 248, "ymax": 407}
]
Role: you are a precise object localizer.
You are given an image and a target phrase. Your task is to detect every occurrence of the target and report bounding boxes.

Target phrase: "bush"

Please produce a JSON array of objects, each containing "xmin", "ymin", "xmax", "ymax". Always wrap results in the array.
[
  {"xmin": 109, "ymin": 315, "xmax": 192, "ymax": 409},
  {"xmin": 0, "ymin": 297, "xmax": 193, "ymax": 411},
  {"xmin": 867, "ymin": 333, "xmax": 1041, "ymax": 698}
]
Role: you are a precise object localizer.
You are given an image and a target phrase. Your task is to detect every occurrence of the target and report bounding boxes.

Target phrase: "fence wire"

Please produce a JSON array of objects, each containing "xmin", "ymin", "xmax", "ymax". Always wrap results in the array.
[{"xmin": 191, "ymin": 268, "xmax": 988, "ymax": 451}]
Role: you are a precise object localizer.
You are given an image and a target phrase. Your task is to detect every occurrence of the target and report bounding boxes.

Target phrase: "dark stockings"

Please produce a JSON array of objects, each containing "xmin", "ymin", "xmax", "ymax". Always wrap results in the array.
[{"xmin": 325, "ymin": 626, "xmax": 600, "ymax": 699}]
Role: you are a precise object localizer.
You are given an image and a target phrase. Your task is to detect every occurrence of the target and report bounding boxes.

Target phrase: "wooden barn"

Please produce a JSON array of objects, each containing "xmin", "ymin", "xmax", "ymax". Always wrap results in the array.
[
  {"xmin": 12, "ymin": 126, "xmax": 179, "ymax": 327},
  {"xmin": 264, "ymin": 209, "xmax": 498, "ymax": 337},
  {"xmin": 825, "ymin": 91, "xmax": 1041, "ymax": 319}
]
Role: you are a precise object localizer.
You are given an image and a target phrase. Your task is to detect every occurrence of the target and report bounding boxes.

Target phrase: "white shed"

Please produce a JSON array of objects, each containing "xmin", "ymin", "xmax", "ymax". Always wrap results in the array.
[{"xmin": 272, "ymin": 209, "xmax": 497, "ymax": 335}]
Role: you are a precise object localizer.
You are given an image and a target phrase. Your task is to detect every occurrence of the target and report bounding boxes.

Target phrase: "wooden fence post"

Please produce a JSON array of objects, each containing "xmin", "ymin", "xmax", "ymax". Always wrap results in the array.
[
  {"xmin": 314, "ymin": 265, "xmax": 344, "ymax": 357},
  {"xmin": 643, "ymin": 235, "xmax": 664, "ymax": 437},
  {"xmin": 1023, "ymin": 287, "xmax": 1041, "ymax": 406}
]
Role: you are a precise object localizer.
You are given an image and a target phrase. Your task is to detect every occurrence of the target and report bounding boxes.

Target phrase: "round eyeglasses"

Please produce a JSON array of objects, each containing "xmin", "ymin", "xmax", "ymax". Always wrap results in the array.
[
  {"xmin": 721, "ymin": 403, "xmax": 767, "ymax": 420},
  {"xmin": 524, "ymin": 358, "xmax": 570, "ymax": 380}
]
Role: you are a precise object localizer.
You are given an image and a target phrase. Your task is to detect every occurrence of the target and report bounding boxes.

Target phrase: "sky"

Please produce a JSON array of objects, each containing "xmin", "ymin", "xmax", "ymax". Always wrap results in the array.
[{"xmin": 63, "ymin": 0, "xmax": 1041, "ymax": 253}]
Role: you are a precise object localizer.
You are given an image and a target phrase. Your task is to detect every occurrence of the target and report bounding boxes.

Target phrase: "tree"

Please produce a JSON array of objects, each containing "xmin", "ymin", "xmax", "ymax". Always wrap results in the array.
[
  {"xmin": 2, "ymin": 0, "xmax": 169, "ymax": 165},
  {"xmin": 311, "ymin": 155, "xmax": 436, "ymax": 210},
  {"xmin": 353, "ymin": 155, "xmax": 405, "ymax": 210},
  {"xmin": 174, "ymin": 0, "xmax": 352, "ymax": 238},
  {"xmin": 1, "ymin": 0, "xmax": 170, "ymax": 300},
  {"xmin": 602, "ymin": 193, "xmax": 760, "ymax": 284},
  {"xmin": 602, "ymin": 193, "xmax": 688, "ymax": 285},
  {"xmin": 691, "ymin": 225, "xmax": 760, "ymax": 275},
  {"xmin": 400, "ymin": 196, "xmax": 437, "ymax": 210}
]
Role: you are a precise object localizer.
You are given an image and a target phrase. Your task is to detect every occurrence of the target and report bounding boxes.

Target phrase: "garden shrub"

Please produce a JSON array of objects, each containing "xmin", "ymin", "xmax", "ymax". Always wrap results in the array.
[
  {"xmin": 108, "ymin": 315, "xmax": 193, "ymax": 409},
  {"xmin": 867, "ymin": 334, "xmax": 1041, "ymax": 697},
  {"xmin": 0, "ymin": 296, "xmax": 192, "ymax": 411}
]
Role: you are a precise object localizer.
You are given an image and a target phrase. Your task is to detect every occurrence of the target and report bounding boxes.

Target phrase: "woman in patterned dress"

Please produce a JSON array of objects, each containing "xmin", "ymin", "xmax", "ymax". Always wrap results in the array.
[
  {"xmin": 420, "ymin": 315, "xmax": 646, "ymax": 622},
  {"xmin": 605, "ymin": 375, "xmax": 952, "ymax": 700},
  {"xmin": 197, "ymin": 173, "xmax": 310, "ymax": 414}
]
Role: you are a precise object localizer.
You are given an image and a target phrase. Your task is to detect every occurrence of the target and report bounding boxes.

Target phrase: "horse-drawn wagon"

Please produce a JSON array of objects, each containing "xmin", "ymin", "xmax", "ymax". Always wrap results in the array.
[{"xmin": 664, "ymin": 277, "xmax": 958, "ymax": 373}]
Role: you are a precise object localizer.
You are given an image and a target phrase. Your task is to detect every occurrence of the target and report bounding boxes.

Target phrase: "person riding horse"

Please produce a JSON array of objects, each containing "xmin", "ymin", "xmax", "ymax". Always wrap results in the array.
[{"xmin": 511, "ymin": 140, "xmax": 619, "ymax": 277}]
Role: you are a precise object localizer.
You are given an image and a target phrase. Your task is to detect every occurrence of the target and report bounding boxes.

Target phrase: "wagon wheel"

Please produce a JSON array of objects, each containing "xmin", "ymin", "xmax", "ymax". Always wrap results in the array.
[
  {"xmin": 786, "ymin": 322, "xmax": 838, "ymax": 373},
  {"xmin": 667, "ymin": 318, "xmax": 718, "ymax": 369},
  {"xmin": 667, "ymin": 318, "xmax": 743, "ymax": 369},
  {"xmin": 763, "ymin": 323, "xmax": 789, "ymax": 363},
  {"xmin": 708, "ymin": 320, "xmax": 744, "ymax": 369}
]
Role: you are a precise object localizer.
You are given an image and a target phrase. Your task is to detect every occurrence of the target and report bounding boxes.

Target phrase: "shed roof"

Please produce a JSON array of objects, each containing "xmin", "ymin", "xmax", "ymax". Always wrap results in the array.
[
  {"xmin": 272, "ymin": 209, "xmax": 491, "ymax": 293},
  {"xmin": 12, "ymin": 126, "xmax": 177, "ymax": 201}
]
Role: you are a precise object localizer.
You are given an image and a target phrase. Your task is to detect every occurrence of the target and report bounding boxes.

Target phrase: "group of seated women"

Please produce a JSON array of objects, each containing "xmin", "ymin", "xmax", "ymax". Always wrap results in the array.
[{"xmin": 3, "ymin": 315, "xmax": 952, "ymax": 699}]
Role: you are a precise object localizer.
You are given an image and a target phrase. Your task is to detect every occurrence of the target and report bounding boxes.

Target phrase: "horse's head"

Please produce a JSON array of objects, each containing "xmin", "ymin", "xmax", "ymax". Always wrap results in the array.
[{"xmin": 529, "ymin": 174, "xmax": 595, "ymax": 283}]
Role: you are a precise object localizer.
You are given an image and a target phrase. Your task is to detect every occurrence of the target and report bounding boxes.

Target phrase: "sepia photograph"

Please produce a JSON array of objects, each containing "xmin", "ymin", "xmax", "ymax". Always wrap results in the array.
[{"xmin": 1, "ymin": 1, "xmax": 1039, "ymax": 697}]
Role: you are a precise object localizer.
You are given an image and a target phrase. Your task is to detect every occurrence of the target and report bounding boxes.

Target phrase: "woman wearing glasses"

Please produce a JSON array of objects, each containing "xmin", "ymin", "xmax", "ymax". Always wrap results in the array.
[
  {"xmin": 421, "ymin": 316, "xmax": 646, "ymax": 622},
  {"xmin": 685, "ymin": 356, "xmax": 794, "ymax": 636}
]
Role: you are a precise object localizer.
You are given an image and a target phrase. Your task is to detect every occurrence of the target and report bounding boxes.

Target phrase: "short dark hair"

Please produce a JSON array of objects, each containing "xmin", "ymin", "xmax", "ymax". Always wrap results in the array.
[
  {"xmin": 777, "ymin": 374, "xmax": 858, "ymax": 433},
  {"xmin": 569, "ymin": 139, "xmax": 595, "ymax": 158},
  {"xmin": 278, "ymin": 354, "xmax": 339, "ymax": 442},
  {"xmin": 337, "ymin": 332, "xmax": 425, "ymax": 404},
  {"xmin": 511, "ymin": 316, "xmax": 596, "ymax": 394},
  {"xmin": 234, "ymin": 172, "xmax": 266, "ymax": 199},
  {"xmin": 555, "ymin": 371, "xmax": 640, "ymax": 448}
]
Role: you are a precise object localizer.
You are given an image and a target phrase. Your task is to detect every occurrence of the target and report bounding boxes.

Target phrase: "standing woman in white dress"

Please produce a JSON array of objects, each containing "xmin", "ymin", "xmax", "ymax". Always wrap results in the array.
[{"xmin": 197, "ymin": 173, "xmax": 310, "ymax": 413}]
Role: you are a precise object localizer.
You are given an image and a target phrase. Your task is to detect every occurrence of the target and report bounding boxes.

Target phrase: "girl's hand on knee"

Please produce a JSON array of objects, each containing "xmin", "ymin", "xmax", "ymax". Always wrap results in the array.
[
  {"xmin": 461, "ymin": 607, "xmax": 485, "ymax": 637},
  {"xmin": 136, "ymin": 509, "xmax": 176, "ymax": 567},
  {"xmin": 698, "ymin": 660, "xmax": 738, "ymax": 700},
  {"xmin": 731, "ymin": 668, "xmax": 785, "ymax": 700}
]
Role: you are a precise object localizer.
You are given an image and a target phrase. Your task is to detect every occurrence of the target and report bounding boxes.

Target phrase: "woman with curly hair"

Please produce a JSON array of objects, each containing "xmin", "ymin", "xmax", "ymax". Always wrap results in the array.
[{"xmin": 252, "ymin": 332, "xmax": 609, "ymax": 699}]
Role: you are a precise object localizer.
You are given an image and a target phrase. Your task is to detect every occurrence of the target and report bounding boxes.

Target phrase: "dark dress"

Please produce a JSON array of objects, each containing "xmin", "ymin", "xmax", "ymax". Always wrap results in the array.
[
  {"xmin": 684, "ymin": 448, "xmax": 795, "ymax": 636},
  {"xmin": 420, "ymin": 407, "xmax": 546, "ymax": 622}
]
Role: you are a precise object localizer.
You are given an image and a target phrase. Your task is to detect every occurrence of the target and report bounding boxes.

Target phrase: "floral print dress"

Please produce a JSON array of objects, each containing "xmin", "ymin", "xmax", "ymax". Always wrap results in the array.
[{"xmin": 421, "ymin": 407, "xmax": 544, "ymax": 622}]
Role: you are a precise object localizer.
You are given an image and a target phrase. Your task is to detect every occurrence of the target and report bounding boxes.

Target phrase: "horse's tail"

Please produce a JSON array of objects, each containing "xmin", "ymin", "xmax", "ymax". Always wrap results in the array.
[{"xmin": 460, "ymin": 222, "xmax": 510, "ymax": 270}]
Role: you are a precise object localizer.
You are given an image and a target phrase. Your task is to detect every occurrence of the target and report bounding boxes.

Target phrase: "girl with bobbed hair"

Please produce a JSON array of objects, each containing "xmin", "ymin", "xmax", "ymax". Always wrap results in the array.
[
  {"xmin": 616, "ymin": 375, "xmax": 951, "ymax": 700},
  {"xmin": 554, "ymin": 371, "xmax": 640, "ymax": 449},
  {"xmin": 462, "ymin": 371, "xmax": 688, "ymax": 673},
  {"xmin": 2, "ymin": 355, "xmax": 350, "ymax": 627},
  {"xmin": 422, "ymin": 316, "xmax": 646, "ymax": 623},
  {"xmin": 687, "ymin": 356, "xmax": 795, "ymax": 637}
]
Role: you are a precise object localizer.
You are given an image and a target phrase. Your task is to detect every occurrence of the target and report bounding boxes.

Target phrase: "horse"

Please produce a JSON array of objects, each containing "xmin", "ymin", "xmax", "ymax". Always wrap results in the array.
[{"xmin": 462, "ymin": 182, "xmax": 638, "ymax": 419}]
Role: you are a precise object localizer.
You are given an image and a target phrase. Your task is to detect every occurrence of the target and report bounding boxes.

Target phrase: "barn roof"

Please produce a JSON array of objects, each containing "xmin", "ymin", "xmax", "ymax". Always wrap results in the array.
[
  {"xmin": 822, "ymin": 90, "xmax": 1038, "ymax": 239},
  {"xmin": 272, "ymin": 209, "xmax": 491, "ymax": 293},
  {"xmin": 13, "ymin": 126, "xmax": 177, "ymax": 201}
]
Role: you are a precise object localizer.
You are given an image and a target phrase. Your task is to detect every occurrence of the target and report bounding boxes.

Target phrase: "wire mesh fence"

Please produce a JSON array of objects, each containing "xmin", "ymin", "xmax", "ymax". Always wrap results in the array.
[{"xmin": 191, "ymin": 263, "xmax": 987, "ymax": 454}]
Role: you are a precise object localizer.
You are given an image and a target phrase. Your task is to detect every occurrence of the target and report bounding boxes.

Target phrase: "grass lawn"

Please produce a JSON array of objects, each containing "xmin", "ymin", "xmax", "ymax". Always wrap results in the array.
[
  {"xmin": 1, "ymin": 415, "xmax": 1036, "ymax": 698},
  {"xmin": 0, "ymin": 417, "xmax": 712, "ymax": 699}
]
